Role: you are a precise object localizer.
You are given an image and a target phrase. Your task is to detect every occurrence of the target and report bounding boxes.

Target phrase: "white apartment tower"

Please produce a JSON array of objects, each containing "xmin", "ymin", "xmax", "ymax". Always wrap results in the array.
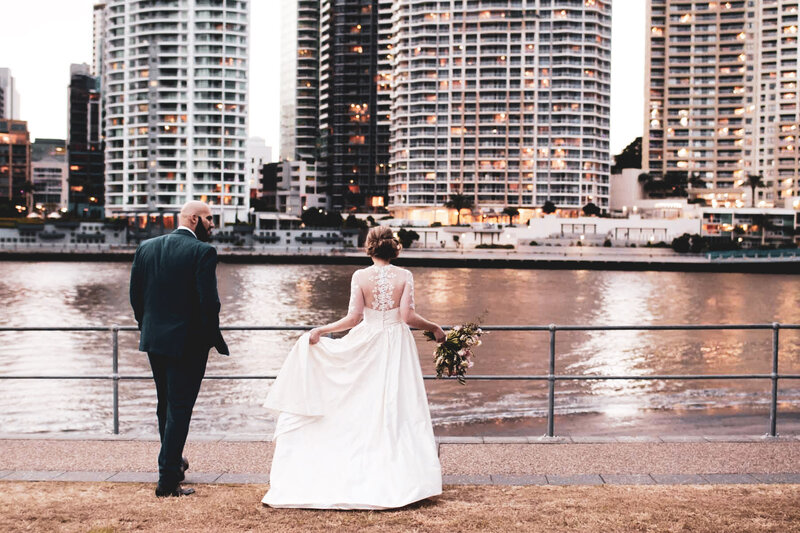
[
  {"xmin": 93, "ymin": 3, "xmax": 107, "ymax": 77},
  {"xmin": 645, "ymin": 0, "xmax": 800, "ymax": 208},
  {"xmin": 0, "ymin": 68, "xmax": 21, "ymax": 120},
  {"xmin": 388, "ymin": 0, "xmax": 612, "ymax": 218},
  {"xmin": 102, "ymin": 0, "xmax": 249, "ymax": 223},
  {"xmin": 280, "ymin": 0, "xmax": 319, "ymax": 163},
  {"xmin": 755, "ymin": 1, "xmax": 800, "ymax": 206}
]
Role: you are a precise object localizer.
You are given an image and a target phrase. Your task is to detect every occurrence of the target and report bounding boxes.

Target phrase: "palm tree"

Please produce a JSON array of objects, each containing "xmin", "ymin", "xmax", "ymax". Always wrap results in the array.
[
  {"xmin": 746, "ymin": 173, "xmax": 765, "ymax": 207},
  {"xmin": 501, "ymin": 206, "xmax": 519, "ymax": 224},
  {"xmin": 446, "ymin": 192, "xmax": 473, "ymax": 226}
]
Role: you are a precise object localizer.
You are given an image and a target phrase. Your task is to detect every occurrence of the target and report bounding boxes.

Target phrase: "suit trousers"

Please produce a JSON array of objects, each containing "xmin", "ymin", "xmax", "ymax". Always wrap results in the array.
[{"xmin": 148, "ymin": 348, "xmax": 209, "ymax": 489}]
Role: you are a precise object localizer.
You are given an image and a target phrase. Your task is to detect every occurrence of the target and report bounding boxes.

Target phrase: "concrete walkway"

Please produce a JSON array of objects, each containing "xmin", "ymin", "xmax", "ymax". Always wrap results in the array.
[{"xmin": 1, "ymin": 434, "xmax": 799, "ymax": 486}]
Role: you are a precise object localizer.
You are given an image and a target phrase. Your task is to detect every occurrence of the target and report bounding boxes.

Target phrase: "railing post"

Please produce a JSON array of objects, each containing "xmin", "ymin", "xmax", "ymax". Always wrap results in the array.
[
  {"xmin": 111, "ymin": 325, "xmax": 120, "ymax": 435},
  {"xmin": 769, "ymin": 322, "xmax": 780, "ymax": 437},
  {"xmin": 547, "ymin": 324, "xmax": 556, "ymax": 437}
]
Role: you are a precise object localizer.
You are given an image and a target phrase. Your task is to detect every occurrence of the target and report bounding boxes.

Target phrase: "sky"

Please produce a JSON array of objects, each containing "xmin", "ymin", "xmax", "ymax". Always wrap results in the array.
[{"xmin": 0, "ymin": 0, "xmax": 645, "ymax": 156}]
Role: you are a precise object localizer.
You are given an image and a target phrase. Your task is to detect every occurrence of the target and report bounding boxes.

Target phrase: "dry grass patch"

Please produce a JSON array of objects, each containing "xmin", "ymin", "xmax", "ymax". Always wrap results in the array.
[{"xmin": 0, "ymin": 482, "xmax": 798, "ymax": 532}]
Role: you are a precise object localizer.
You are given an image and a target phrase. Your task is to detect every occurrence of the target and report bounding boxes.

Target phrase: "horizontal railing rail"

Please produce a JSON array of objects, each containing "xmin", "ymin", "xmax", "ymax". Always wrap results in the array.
[{"xmin": 0, "ymin": 323, "xmax": 798, "ymax": 437}]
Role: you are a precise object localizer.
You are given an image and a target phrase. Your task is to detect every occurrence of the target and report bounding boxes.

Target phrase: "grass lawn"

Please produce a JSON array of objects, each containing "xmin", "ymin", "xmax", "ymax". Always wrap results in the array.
[{"xmin": 0, "ymin": 482, "xmax": 798, "ymax": 532}]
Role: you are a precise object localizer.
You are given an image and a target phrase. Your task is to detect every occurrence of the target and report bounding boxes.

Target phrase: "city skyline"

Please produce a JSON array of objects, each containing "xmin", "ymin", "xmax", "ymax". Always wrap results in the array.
[{"xmin": 1, "ymin": 0, "xmax": 644, "ymax": 156}]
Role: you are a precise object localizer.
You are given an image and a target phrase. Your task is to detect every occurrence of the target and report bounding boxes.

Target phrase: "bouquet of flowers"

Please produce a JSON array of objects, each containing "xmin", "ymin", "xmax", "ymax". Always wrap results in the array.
[{"xmin": 424, "ymin": 322, "xmax": 484, "ymax": 385}]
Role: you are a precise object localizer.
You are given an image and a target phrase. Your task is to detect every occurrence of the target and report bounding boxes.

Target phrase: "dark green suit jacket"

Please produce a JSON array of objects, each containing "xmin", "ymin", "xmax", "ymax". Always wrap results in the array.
[{"xmin": 129, "ymin": 228, "xmax": 229, "ymax": 357}]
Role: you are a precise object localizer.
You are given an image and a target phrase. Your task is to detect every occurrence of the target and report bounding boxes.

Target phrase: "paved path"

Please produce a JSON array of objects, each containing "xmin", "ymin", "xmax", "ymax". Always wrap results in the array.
[{"xmin": 1, "ymin": 434, "xmax": 799, "ymax": 486}]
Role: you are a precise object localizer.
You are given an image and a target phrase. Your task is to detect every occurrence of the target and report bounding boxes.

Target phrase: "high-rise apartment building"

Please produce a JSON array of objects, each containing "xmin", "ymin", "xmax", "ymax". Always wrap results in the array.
[
  {"xmin": 101, "ymin": 0, "xmax": 249, "ymax": 224},
  {"xmin": 283, "ymin": 1, "xmax": 610, "ymax": 216},
  {"xmin": 755, "ymin": 1, "xmax": 800, "ymax": 206},
  {"xmin": 280, "ymin": 0, "xmax": 320, "ymax": 163},
  {"xmin": 0, "ymin": 69, "xmax": 21, "ymax": 120},
  {"xmin": 318, "ymin": 0, "xmax": 392, "ymax": 211},
  {"xmin": 281, "ymin": 0, "xmax": 392, "ymax": 212},
  {"xmin": 0, "ymin": 119, "xmax": 31, "ymax": 212},
  {"xmin": 644, "ymin": 0, "xmax": 800, "ymax": 208},
  {"xmin": 68, "ymin": 64, "xmax": 104, "ymax": 218},
  {"xmin": 388, "ymin": 1, "xmax": 611, "ymax": 219}
]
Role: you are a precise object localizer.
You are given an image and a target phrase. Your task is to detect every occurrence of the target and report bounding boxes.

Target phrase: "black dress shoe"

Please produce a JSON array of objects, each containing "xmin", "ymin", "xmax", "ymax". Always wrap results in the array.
[
  {"xmin": 155, "ymin": 485, "xmax": 195, "ymax": 498},
  {"xmin": 178, "ymin": 457, "xmax": 189, "ymax": 482}
]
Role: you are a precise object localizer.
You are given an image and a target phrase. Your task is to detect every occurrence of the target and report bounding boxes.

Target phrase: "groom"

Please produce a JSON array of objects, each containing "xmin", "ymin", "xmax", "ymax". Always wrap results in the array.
[{"xmin": 129, "ymin": 200, "xmax": 229, "ymax": 497}]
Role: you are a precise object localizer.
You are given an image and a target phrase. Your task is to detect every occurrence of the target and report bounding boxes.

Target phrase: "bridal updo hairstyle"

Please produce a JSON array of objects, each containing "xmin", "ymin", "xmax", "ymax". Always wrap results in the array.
[{"xmin": 365, "ymin": 226, "xmax": 401, "ymax": 260}]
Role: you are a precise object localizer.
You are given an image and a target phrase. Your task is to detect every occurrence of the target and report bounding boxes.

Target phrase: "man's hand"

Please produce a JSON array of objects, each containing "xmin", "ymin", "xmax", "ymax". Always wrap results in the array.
[{"xmin": 308, "ymin": 328, "xmax": 322, "ymax": 345}]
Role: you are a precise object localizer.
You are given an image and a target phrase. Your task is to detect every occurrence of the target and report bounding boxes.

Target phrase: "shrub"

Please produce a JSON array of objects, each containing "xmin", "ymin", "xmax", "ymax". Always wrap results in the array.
[
  {"xmin": 475, "ymin": 243, "xmax": 515, "ymax": 249},
  {"xmin": 603, "ymin": 239, "xmax": 612, "ymax": 247},
  {"xmin": 528, "ymin": 240, "xmax": 538, "ymax": 246}
]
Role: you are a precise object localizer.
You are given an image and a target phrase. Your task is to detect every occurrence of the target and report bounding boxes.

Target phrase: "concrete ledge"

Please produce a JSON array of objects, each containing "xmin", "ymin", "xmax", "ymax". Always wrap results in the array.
[
  {"xmin": 600, "ymin": 474, "xmax": 655, "ymax": 485},
  {"xmin": 650, "ymin": 474, "xmax": 707, "ymax": 485},
  {"xmin": 546, "ymin": 474, "xmax": 605, "ymax": 486}
]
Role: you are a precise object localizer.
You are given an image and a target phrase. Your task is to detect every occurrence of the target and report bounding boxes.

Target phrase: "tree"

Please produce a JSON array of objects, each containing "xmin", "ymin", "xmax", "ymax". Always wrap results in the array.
[
  {"xmin": 582, "ymin": 202, "xmax": 601, "ymax": 216},
  {"xmin": 611, "ymin": 137, "xmax": 642, "ymax": 174},
  {"xmin": 689, "ymin": 172, "xmax": 706, "ymax": 189},
  {"xmin": 445, "ymin": 192, "xmax": 473, "ymax": 225},
  {"xmin": 746, "ymin": 173, "xmax": 765, "ymax": 207},
  {"xmin": 542, "ymin": 200, "xmax": 557, "ymax": 214},
  {"xmin": 396, "ymin": 228, "xmax": 420, "ymax": 249},
  {"xmin": 501, "ymin": 206, "xmax": 519, "ymax": 224},
  {"xmin": 301, "ymin": 207, "xmax": 342, "ymax": 228},
  {"xmin": 671, "ymin": 233, "xmax": 705, "ymax": 254}
]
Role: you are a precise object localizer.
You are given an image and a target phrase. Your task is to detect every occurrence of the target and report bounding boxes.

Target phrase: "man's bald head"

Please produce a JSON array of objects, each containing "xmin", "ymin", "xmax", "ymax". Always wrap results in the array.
[
  {"xmin": 178, "ymin": 200, "xmax": 214, "ymax": 240},
  {"xmin": 180, "ymin": 200, "xmax": 210, "ymax": 219}
]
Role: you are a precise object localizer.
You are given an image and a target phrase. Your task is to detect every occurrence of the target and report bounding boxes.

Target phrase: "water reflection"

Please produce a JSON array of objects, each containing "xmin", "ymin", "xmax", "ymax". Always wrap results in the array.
[{"xmin": 0, "ymin": 261, "xmax": 799, "ymax": 436}]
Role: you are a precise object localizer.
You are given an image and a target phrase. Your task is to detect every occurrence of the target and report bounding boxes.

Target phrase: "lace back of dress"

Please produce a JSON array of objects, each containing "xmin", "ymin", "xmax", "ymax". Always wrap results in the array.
[{"xmin": 362, "ymin": 265, "xmax": 405, "ymax": 312}]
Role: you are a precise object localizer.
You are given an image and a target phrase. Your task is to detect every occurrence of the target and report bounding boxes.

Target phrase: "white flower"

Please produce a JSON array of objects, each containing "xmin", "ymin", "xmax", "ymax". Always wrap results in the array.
[
  {"xmin": 453, "ymin": 325, "xmax": 462, "ymax": 331},
  {"xmin": 468, "ymin": 361, "xmax": 474, "ymax": 368},
  {"xmin": 476, "ymin": 339, "xmax": 482, "ymax": 346},
  {"xmin": 458, "ymin": 349, "xmax": 467, "ymax": 356}
]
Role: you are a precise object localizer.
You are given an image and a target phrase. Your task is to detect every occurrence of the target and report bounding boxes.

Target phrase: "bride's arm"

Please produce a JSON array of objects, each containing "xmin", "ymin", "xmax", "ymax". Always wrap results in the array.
[
  {"xmin": 308, "ymin": 311, "xmax": 362, "ymax": 344},
  {"xmin": 400, "ymin": 271, "xmax": 445, "ymax": 342},
  {"xmin": 308, "ymin": 271, "xmax": 364, "ymax": 344}
]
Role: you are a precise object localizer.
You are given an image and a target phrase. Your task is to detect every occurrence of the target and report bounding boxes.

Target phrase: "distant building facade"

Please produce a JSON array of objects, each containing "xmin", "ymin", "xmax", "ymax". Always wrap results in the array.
[
  {"xmin": 0, "ymin": 119, "xmax": 31, "ymax": 213},
  {"xmin": 0, "ymin": 69, "xmax": 20, "ymax": 120},
  {"xmin": 246, "ymin": 137, "xmax": 272, "ymax": 199},
  {"xmin": 68, "ymin": 64, "xmax": 104, "ymax": 218},
  {"xmin": 31, "ymin": 138, "xmax": 68, "ymax": 210}
]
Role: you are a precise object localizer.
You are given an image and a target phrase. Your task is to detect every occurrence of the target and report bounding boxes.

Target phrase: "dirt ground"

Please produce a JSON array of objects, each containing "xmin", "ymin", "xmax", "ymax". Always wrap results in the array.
[{"xmin": 1, "ymin": 482, "xmax": 799, "ymax": 532}]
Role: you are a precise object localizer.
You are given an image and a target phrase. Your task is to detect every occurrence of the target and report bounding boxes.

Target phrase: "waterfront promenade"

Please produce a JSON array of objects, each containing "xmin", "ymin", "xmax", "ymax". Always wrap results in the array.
[{"xmin": 2, "ymin": 434, "xmax": 800, "ymax": 531}]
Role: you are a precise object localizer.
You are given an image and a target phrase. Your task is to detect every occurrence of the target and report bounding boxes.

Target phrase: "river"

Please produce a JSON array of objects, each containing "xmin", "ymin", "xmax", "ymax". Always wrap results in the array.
[{"xmin": 1, "ymin": 261, "xmax": 799, "ymax": 437}]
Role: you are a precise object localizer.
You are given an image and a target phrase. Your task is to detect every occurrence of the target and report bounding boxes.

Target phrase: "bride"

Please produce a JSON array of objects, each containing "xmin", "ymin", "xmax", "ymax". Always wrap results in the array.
[{"xmin": 262, "ymin": 226, "xmax": 446, "ymax": 509}]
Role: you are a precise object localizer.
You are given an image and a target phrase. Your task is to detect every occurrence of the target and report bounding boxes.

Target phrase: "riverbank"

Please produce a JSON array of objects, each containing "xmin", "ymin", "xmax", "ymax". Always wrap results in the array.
[{"xmin": 0, "ymin": 246, "xmax": 798, "ymax": 273}]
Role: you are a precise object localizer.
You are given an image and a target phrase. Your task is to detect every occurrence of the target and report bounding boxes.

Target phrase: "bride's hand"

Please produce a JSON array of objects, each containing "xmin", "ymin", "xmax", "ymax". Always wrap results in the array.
[
  {"xmin": 432, "ymin": 325, "xmax": 446, "ymax": 343},
  {"xmin": 308, "ymin": 328, "xmax": 322, "ymax": 345}
]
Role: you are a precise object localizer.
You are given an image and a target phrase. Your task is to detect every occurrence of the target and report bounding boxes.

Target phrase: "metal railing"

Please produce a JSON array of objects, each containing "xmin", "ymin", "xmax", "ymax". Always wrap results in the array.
[{"xmin": 1, "ymin": 323, "xmax": 799, "ymax": 437}]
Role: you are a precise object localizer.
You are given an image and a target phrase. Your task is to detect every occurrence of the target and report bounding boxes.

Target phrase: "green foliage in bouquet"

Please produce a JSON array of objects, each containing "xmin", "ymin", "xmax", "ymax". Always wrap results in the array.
[{"xmin": 424, "ymin": 322, "xmax": 484, "ymax": 385}]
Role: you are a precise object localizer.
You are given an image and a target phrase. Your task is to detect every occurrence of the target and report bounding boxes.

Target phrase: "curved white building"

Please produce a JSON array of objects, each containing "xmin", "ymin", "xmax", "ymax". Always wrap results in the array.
[
  {"xmin": 388, "ymin": 0, "xmax": 611, "ymax": 219},
  {"xmin": 102, "ymin": 0, "xmax": 249, "ymax": 223}
]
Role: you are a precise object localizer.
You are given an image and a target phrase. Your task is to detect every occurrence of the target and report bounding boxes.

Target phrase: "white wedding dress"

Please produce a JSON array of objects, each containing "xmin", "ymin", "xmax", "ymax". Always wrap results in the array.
[{"xmin": 262, "ymin": 264, "xmax": 442, "ymax": 509}]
